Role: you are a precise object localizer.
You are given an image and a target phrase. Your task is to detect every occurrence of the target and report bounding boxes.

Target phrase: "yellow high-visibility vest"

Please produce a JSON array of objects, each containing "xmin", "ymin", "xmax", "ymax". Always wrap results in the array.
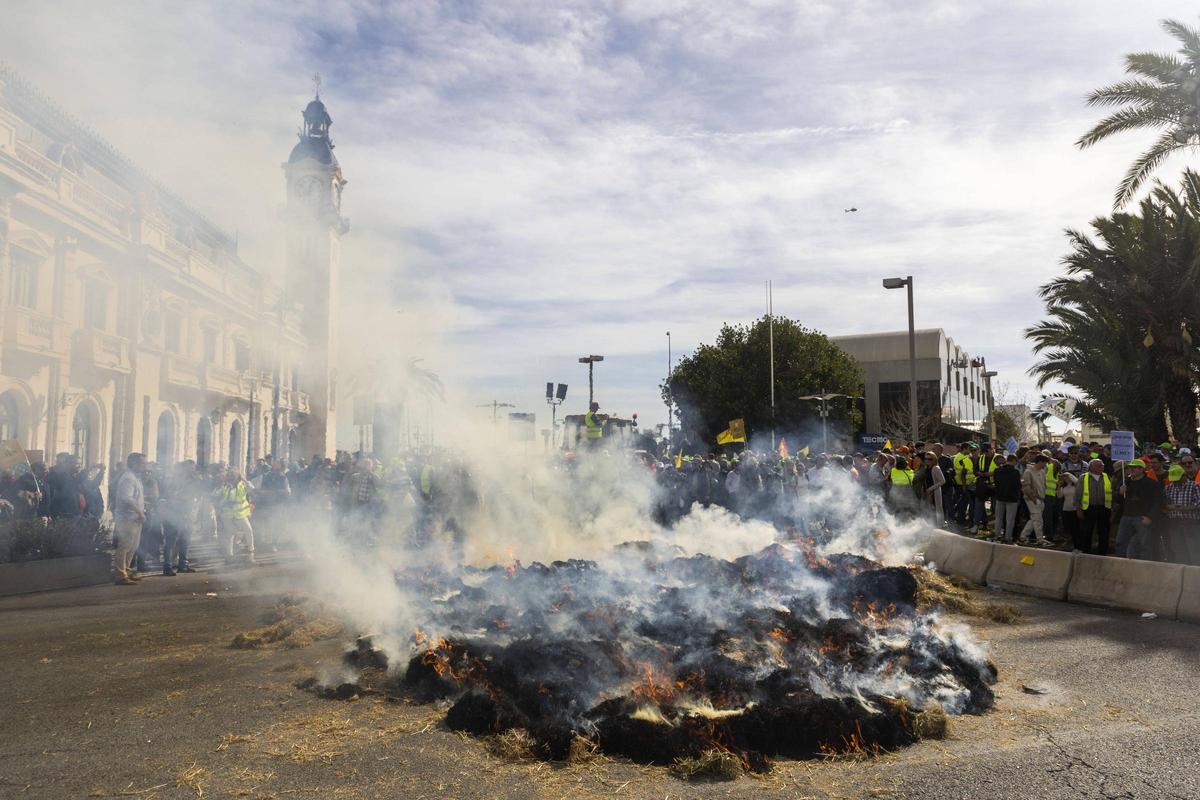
[
  {"xmin": 1080, "ymin": 473, "xmax": 1112, "ymax": 510},
  {"xmin": 220, "ymin": 481, "xmax": 252, "ymax": 519},
  {"xmin": 420, "ymin": 465, "xmax": 433, "ymax": 499},
  {"xmin": 954, "ymin": 453, "xmax": 976, "ymax": 486},
  {"xmin": 890, "ymin": 468, "xmax": 914, "ymax": 486},
  {"xmin": 1044, "ymin": 462, "xmax": 1058, "ymax": 496},
  {"xmin": 584, "ymin": 410, "xmax": 603, "ymax": 440}
]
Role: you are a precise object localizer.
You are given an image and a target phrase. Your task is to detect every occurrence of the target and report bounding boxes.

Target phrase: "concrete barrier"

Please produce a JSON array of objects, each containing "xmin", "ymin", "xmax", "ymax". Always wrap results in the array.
[
  {"xmin": 923, "ymin": 529, "xmax": 959, "ymax": 571},
  {"xmin": 1176, "ymin": 566, "xmax": 1200, "ymax": 624},
  {"xmin": 941, "ymin": 536, "xmax": 996, "ymax": 585},
  {"xmin": 986, "ymin": 545, "xmax": 1074, "ymax": 600},
  {"xmin": 1068, "ymin": 554, "xmax": 1184, "ymax": 617},
  {"xmin": 0, "ymin": 554, "xmax": 112, "ymax": 596}
]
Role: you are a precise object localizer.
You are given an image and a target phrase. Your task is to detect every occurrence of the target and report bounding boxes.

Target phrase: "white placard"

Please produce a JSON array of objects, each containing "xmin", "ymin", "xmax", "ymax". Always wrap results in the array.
[{"xmin": 1110, "ymin": 430, "xmax": 1135, "ymax": 462}]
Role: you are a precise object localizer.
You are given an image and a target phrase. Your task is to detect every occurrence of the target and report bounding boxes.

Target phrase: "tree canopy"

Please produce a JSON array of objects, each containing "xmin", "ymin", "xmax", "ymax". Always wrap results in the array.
[
  {"xmin": 664, "ymin": 316, "xmax": 863, "ymax": 446},
  {"xmin": 1026, "ymin": 171, "xmax": 1200, "ymax": 443},
  {"xmin": 1078, "ymin": 18, "xmax": 1200, "ymax": 207}
]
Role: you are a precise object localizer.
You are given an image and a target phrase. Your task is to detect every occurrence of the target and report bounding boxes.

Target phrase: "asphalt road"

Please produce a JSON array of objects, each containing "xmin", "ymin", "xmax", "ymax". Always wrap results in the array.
[{"xmin": 1, "ymin": 557, "xmax": 1198, "ymax": 800}]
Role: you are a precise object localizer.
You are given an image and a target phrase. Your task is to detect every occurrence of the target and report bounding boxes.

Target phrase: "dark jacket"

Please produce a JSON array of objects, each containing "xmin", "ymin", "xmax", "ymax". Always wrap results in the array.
[
  {"xmin": 1120, "ymin": 475, "xmax": 1163, "ymax": 519},
  {"xmin": 47, "ymin": 469, "xmax": 83, "ymax": 518},
  {"xmin": 992, "ymin": 463, "xmax": 1021, "ymax": 503}
]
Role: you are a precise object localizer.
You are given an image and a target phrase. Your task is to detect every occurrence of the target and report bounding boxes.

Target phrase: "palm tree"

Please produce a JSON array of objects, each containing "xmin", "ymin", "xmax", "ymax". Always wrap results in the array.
[
  {"xmin": 1027, "ymin": 171, "xmax": 1200, "ymax": 442},
  {"xmin": 1078, "ymin": 18, "xmax": 1200, "ymax": 207}
]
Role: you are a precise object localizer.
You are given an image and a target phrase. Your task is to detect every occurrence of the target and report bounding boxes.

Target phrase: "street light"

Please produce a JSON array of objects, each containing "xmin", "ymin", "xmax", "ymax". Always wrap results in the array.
[
  {"xmin": 882, "ymin": 276, "xmax": 918, "ymax": 444},
  {"xmin": 970, "ymin": 356, "xmax": 998, "ymax": 445},
  {"xmin": 798, "ymin": 391, "xmax": 865, "ymax": 453},
  {"xmin": 475, "ymin": 400, "xmax": 515, "ymax": 422},
  {"xmin": 665, "ymin": 332, "xmax": 672, "ymax": 448},
  {"xmin": 578, "ymin": 355, "xmax": 604, "ymax": 405}
]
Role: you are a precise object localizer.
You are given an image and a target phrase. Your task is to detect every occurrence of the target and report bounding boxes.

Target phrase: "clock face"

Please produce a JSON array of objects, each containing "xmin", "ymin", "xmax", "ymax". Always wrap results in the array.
[{"xmin": 294, "ymin": 176, "xmax": 323, "ymax": 205}]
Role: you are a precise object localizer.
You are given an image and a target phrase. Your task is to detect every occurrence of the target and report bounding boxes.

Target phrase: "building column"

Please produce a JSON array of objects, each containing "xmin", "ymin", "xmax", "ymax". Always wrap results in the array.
[{"xmin": 183, "ymin": 409, "xmax": 194, "ymax": 462}]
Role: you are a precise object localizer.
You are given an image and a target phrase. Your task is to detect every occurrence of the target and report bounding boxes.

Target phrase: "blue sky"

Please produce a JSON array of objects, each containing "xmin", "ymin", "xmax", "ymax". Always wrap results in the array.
[{"xmin": 4, "ymin": 1, "xmax": 1198, "ymax": 439}]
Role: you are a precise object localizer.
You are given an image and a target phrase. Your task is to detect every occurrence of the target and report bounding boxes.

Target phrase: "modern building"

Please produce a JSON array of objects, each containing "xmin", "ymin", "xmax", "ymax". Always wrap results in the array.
[
  {"xmin": 0, "ymin": 69, "xmax": 345, "ymax": 470},
  {"xmin": 831, "ymin": 329, "xmax": 991, "ymax": 440}
]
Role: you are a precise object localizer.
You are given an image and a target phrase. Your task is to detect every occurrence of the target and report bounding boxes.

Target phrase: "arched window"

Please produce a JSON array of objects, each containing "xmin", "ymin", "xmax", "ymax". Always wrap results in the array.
[
  {"xmin": 196, "ymin": 418, "xmax": 213, "ymax": 468},
  {"xmin": 72, "ymin": 403, "xmax": 98, "ymax": 467},
  {"xmin": 0, "ymin": 393, "xmax": 19, "ymax": 442},
  {"xmin": 156, "ymin": 411, "xmax": 176, "ymax": 465},
  {"xmin": 229, "ymin": 420, "xmax": 243, "ymax": 473}
]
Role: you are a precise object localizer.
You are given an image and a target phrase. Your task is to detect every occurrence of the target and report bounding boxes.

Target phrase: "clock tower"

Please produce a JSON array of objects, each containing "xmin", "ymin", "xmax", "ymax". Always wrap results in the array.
[{"xmin": 283, "ymin": 86, "xmax": 349, "ymax": 458}]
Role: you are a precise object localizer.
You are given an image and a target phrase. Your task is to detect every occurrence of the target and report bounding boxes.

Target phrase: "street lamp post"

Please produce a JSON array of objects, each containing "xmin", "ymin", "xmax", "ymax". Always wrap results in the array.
[
  {"xmin": 972, "ymin": 356, "xmax": 998, "ymax": 444},
  {"xmin": 665, "ymin": 332, "xmax": 672, "ymax": 448},
  {"xmin": 476, "ymin": 400, "xmax": 515, "ymax": 423},
  {"xmin": 578, "ymin": 355, "xmax": 604, "ymax": 405},
  {"xmin": 882, "ymin": 276, "xmax": 918, "ymax": 444},
  {"xmin": 799, "ymin": 391, "xmax": 865, "ymax": 453}
]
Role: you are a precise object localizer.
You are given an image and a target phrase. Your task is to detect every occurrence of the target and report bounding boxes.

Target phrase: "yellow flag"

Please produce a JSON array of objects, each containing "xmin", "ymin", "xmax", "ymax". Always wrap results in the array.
[
  {"xmin": 729, "ymin": 418, "xmax": 746, "ymax": 440},
  {"xmin": 716, "ymin": 429, "xmax": 735, "ymax": 445},
  {"xmin": 883, "ymin": 439, "xmax": 892, "ymax": 451},
  {"xmin": 799, "ymin": 445, "xmax": 810, "ymax": 458},
  {"xmin": 674, "ymin": 448, "xmax": 683, "ymax": 469},
  {"xmin": 778, "ymin": 438, "xmax": 789, "ymax": 459}
]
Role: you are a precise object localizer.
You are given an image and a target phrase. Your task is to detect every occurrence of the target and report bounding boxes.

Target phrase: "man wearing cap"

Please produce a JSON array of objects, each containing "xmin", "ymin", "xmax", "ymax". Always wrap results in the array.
[
  {"xmin": 1017, "ymin": 455, "xmax": 1054, "ymax": 546},
  {"xmin": 1114, "ymin": 459, "xmax": 1164, "ymax": 560},
  {"xmin": 1164, "ymin": 453, "xmax": 1200, "ymax": 564},
  {"xmin": 1076, "ymin": 458, "xmax": 1113, "ymax": 553}
]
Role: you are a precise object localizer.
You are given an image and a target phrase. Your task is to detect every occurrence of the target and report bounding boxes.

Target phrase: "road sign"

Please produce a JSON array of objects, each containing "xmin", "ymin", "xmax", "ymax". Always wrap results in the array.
[{"xmin": 1110, "ymin": 430, "xmax": 1135, "ymax": 462}]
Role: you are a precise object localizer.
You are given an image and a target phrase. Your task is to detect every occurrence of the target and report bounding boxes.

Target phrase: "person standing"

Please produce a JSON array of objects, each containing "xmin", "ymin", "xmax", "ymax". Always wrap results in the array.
[
  {"xmin": 258, "ymin": 460, "xmax": 292, "ymax": 552},
  {"xmin": 921, "ymin": 452, "xmax": 945, "ymax": 525},
  {"xmin": 1041, "ymin": 451, "xmax": 1062, "ymax": 544},
  {"xmin": 161, "ymin": 461, "xmax": 199, "ymax": 575},
  {"xmin": 1164, "ymin": 454, "xmax": 1200, "ymax": 565},
  {"xmin": 1114, "ymin": 459, "xmax": 1164, "ymax": 560},
  {"xmin": 992, "ymin": 454, "xmax": 1022, "ymax": 544},
  {"xmin": 216, "ymin": 469, "xmax": 255, "ymax": 564},
  {"xmin": 1076, "ymin": 458, "xmax": 1113, "ymax": 554},
  {"xmin": 1018, "ymin": 455, "xmax": 1053, "ymax": 546},
  {"xmin": 583, "ymin": 401, "xmax": 604, "ymax": 450},
  {"xmin": 1057, "ymin": 467, "xmax": 1080, "ymax": 552},
  {"xmin": 112, "ymin": 453, "xmax": 147, "ymax": 585}
]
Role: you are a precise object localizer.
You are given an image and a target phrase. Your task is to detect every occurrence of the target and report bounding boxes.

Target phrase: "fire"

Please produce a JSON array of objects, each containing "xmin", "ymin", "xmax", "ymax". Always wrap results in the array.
[
  {"xmin": 850, "ymin": 598, "xmax": 898, "ymax": 628},
  {"xmin": 629, "ymin": 661, "xmax": 676, "ymax": 706},
  {"xmin": 767, "ymin": 627, "xmax": 791, "ymax": 642},
  {"xmin": 818, "ymin": 721, "xmax": 882, "ymax": 758},
  {"xmin": 800, "ymin": 537, "xmax": 832, "ymax": 571}
]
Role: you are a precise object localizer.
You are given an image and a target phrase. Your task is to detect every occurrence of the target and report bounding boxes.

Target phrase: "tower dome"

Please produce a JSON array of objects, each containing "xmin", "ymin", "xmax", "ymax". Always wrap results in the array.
[{"xmin": 288, "ymin": 93, "xmax": 337, "ymax": 166}]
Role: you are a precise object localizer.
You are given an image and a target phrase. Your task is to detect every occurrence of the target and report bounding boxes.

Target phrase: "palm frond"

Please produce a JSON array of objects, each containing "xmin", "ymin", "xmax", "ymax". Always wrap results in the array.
[
  {"xmin": 1123, "ymin": 51, "xmax": 1185, "ymax": 82},
  {"xmin": 1115, "ymin": 130, "xmax": 1185, "ymax": 207},
  {"xmin": 1076, "ymin": 105, "xmax": 1179, "ymax": 149},
  {"xmin": 1161, "ymin": 18, "xmax": 1200, "ymax": 56}
]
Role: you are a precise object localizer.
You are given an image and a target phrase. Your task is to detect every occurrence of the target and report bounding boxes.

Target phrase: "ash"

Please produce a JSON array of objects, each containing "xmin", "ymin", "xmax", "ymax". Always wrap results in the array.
[{"xmin": 320, "ymin": 540, "xmax": 996, "ymax": 771}]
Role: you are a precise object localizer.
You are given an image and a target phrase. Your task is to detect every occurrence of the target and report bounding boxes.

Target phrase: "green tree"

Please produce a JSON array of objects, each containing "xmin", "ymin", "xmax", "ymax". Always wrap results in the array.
[
  {"xmin": 664, "ymin": 317, "xmax": 863, "ymax": 445},
  {"xmin": 981, "ymin": 408, "xmax": 1020, "ymax": 444},
  {"xmin": 1026, "ymin": 172, "xmax": 1200, "ymax": 443},
  {"xmin": 1078, "ymin": 18, "xmax": 1200, "ymax": 207}
]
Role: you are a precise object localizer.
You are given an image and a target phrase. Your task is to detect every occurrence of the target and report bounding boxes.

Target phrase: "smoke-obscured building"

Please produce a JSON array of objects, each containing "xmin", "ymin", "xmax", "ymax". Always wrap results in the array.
[
  {"xmin": 831, "ymin": 329, "xmax": 990, "ymax": 439},
  {"xmin": 0, "ymin": 69, "xmax": 345, "ymax": 470}
]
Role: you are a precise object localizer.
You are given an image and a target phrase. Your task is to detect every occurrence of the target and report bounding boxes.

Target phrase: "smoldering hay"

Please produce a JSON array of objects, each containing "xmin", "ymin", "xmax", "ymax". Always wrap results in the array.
[{"xmin": 298, "ymin": 458, "xmax": 997, "ymax": 772}]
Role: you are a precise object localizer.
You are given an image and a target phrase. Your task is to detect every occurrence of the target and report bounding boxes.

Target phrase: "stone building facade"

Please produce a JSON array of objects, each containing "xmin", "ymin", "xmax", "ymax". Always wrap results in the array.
[{"xmin": 0, "ymin": 70, "xmax": 345, "ymax": 470}]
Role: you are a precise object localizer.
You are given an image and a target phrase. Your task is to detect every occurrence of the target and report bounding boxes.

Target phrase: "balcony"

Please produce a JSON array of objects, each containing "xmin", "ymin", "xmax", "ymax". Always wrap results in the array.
[
  {"xmin": 3, "ymin": 307, "xmax": 68, "ymax": 359},
  {"xmin": 162, "ymin": 353, "xmax": 204, "ymax": 389},
  {"xmin": 72, "ymin": 328, "xmax": 131, "ymax": 373},
  {"xmin": 204, "ymin": 363, "xmax": 243, "ymax": 397}
]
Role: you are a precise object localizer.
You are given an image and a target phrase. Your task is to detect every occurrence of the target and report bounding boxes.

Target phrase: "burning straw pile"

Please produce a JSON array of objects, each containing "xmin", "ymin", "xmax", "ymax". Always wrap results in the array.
[{"xmin": 310, "ymin": 541, "xmax": 996, "ymax": 774}]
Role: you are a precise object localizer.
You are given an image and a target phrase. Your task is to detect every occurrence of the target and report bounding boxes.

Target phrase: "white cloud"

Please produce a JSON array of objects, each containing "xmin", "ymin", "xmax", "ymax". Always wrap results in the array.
[{"xmin": 3, "ymin": 0, "xmax": 1196, "ymax": 438}]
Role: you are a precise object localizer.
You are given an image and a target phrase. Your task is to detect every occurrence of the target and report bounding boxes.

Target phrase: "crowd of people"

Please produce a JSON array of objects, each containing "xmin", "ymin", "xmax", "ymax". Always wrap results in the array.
[
  {"xmin": 647, "ymin": 436, "xmax": 1200, "ymax": 566},
  {"xmin": 6, "ymin": 427, "xmax": 1197, "ymax": 584}
]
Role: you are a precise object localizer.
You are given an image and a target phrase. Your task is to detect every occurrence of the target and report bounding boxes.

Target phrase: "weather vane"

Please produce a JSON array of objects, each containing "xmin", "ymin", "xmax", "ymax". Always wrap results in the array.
[{"xmin": 312, "ymin": 72, "xmax": 322, "ymax": 98}]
